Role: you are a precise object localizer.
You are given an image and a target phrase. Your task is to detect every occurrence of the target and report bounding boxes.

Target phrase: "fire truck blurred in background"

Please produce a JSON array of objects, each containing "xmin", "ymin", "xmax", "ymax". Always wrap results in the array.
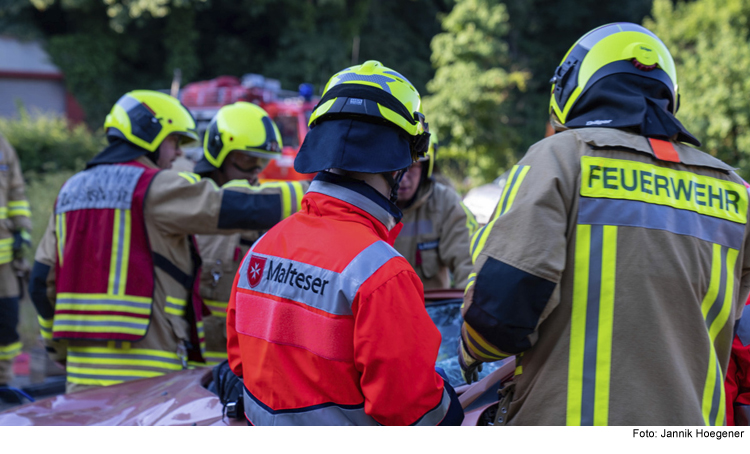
[{"xmin": 179, "ymin": 74, "xmax": 317, "ymax": 182}]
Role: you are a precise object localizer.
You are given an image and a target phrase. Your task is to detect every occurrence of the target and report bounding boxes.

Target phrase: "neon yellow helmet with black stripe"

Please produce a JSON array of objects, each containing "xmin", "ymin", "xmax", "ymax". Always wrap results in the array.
[
  {"xmin": 308, "ymin": 60, "xmax": 430, "ymax": 160},
  {"xmin": 202, "ymin": 102, "xmax": 282, "ymax": 170},
  {"xmin": 104, "ymin": 90, "xmax": 199, "ymax": 152},
  {"xmin": 549, "ymin": 23, "xmax": 678, "ymax": 125}
]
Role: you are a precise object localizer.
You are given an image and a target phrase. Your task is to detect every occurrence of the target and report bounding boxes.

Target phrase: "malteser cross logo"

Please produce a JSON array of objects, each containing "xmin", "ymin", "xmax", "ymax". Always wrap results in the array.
[{"xmin": 247, "ymin": 255, "xmax": 267, "ymax": 288}]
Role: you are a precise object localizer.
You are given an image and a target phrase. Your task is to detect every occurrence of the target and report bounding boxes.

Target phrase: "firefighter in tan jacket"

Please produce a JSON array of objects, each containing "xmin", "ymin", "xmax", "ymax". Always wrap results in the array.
[
  {"xmin": 458, "ymin": 23, "xmax": 750, "ymax": 425},
  {"xmin": 29, "ymin": 91, "xmax": 300, "ymax": 392},
  {"xmin": 394, "ymin": 136, "xmax": 477, "ymax": 290},
  {"xmin": 0, "ymin": 134, "xmax": 31, "ymax": 385},
  {"xmin": 193, "ymin": 102, "xmax": 307, "ymax": 366}
]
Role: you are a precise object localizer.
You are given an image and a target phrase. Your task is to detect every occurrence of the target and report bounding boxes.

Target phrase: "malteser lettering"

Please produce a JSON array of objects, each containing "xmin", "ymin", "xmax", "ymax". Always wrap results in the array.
[{"xmin": 266, "ymin": 260, "xmax": 329, "ymax": 295}]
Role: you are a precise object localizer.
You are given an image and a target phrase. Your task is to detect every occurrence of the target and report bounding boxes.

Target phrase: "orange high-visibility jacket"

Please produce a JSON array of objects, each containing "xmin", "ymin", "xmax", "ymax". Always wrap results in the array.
[{"xmin": 227, "ymin": 172, "xmax": 462, "ymax": 425}]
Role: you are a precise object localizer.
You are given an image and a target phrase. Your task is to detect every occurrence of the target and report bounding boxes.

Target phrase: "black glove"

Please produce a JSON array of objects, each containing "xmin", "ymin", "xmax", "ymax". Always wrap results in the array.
[
  {"xmin": 458, "ymin": 338, "xmax": 483, "ymax": 384},
  {"xmin": 212, "ymin": 360, "xmax": 245, "ymax": 420},
  {"xmin": 12, "ymin": 230, "xmax": 31, "ymax": 253}
]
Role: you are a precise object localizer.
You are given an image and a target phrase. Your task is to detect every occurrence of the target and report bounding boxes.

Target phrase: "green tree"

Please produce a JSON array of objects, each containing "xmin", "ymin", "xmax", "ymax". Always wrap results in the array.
[
  {"xmin": 646, "ymin": 0, "xmax": 750, "ymax": 179},
  {"xmin": 8, "ymin": 0, "xmax": 446, "ymax": 128},
  {"xmin": 424, "ymin": 0, "xmax": 529, "ymax": 184},
  {"xmin": 501, "ymin": 0, "xmax": 653, "ymax": 152}
]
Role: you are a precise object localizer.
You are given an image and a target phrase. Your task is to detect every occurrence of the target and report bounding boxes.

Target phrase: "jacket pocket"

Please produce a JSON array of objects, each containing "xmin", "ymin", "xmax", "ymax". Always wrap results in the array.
[{"xmin": 417, "ymin": 239, "xmax": 441, "ymax": 279}]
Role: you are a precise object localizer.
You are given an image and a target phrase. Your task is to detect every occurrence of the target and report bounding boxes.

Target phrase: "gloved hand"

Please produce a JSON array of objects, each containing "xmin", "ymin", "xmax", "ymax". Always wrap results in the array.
[
  {"xmin": 12, "ymin": 230, "xmax": 31, "ymax": 254},
  {"xmin": 458, "ymin": 337, "xmax": 483, "ymax": 384}
]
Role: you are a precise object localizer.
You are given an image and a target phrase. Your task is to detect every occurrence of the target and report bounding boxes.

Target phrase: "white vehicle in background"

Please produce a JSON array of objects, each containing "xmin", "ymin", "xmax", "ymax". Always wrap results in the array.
[{"xmin": 462, "ymin": 170, "xmax": 510, "ymax": 225}]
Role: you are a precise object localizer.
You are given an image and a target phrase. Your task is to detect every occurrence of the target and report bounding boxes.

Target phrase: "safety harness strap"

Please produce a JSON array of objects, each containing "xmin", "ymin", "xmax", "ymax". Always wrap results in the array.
[{"xmin": 152, "ymin": 252, "xmax": 192, "ymax": 290}]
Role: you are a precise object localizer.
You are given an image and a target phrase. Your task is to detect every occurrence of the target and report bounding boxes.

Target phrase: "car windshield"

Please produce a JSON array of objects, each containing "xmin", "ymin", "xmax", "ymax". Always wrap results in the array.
[{"xmin": 426, "ymin": 299, "xmax": 502, "ymax": 387}]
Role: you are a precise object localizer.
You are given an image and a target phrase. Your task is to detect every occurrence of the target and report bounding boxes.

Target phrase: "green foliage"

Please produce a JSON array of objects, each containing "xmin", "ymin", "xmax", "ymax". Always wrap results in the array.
[
  {"xmin": 10, "ymin": 0, "xmax": 447, "ymax": 130},
  {"xmin": 646, "ymin": 0, "xmax": 750, "ymax": 179},
  {"xmin": 0, "ymin": 106, "xmax": 105, "ymax": 174},
  {"xmin": 424, "ymin": 0, "xmax": 529, "ymax": 184}
]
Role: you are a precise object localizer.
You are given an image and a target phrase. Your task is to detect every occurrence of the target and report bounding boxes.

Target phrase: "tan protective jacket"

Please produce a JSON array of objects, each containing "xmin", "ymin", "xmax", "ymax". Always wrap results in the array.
[
  {"xmin": 34, "ymin": 156, "xmax": 299, "ymax": 389},
  {"xmin": 195, "ymin": 179, "xmax": 307, "ymax": 365},
  {"xmin": 462, "ymin": 128, "xmax": 750, "ymax": 425},
  {"xmin": 394, "ymin": 180, "xmax": 477, "ymax": 290},
  {"xmin": 0, "ymin": 134, "xmax": 31, "ymax": 295}
]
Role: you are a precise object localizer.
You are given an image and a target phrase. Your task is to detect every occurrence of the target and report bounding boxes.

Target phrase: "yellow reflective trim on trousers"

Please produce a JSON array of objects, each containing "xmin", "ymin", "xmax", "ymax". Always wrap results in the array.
[
  {"xmin": 67, "ymin": 377, "xmax": 124, "ymax": 386},
  {"xmin": 53, "ymin": 325, "xmax": 146, "ymax": 335},
  {"xmin": 0, "ymin": 207, "xmax": 6, "ymax": 219},
  {"xmin": 54, "ymin": 313, "xmax": 150, "ymax": 325},
  {"xmin": 204, "ymin": 300, "xmax": 227, "ymax": 310},
  {"xmin": 66, "ymin": 365, "xmax": 165, "ymax": 378},
  {"xmin": 38, "ymin": 316, "xmax": 54, "ymax": 340},
  {"xmin": 580, "ymin": 156, "xmax": 748, "ymax": 224},
  {"xmin": 55, "ymin": 213, "xmax": 66, "ymax": 267},
  {"xmin": 188, "ymin": 351, "xmax": 227, "ymax": 368},
  {"xmin": 165, "ymin": 296, "xmax": 187, "ymax": 316},
  {"xmin": 69, "ymin": 346, "xmax": 182, "ymax": 359},
  {"xmin": 55, "ymin": 303, "xmax": 150, "ymax": 315},
  {"xmin": 567, "ymin": 224, "xmax": 590, "ymax": 426},
  {"xmin": 0, "ymin": 341, "xmax": 22, "ymax": 360},
  {"xmin": 69, "ymin": 356, "xmax": 182, "ymax": 370},
  {"xmin": 593, "ymin": 225, "xmax": 617, "ymax": 426}
]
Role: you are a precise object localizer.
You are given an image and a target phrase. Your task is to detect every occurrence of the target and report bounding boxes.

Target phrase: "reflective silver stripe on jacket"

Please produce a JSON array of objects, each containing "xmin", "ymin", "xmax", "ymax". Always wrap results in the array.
[
  {"xmin": 237, "ymin": 240, "xmax": 400, "ymax": 316},
  {"xmin": 56, "ymin": 164, "xmax": 144, "ymax": 213},
  {"xmin": 243, "ymin": 387, "xmax": 379, "ymax": 426},
  {"xmin": 243, "ymin": 386, "xmax": 452, "ymax": 426},
  {"xmin": 308, "ymin": 180, "xmax": 396, "ymax": 230}
]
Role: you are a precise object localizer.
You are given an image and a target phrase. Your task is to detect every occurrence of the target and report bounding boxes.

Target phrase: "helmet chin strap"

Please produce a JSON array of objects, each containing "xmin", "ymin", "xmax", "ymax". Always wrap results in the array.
[{"xmin": 381, "ymin": 168, "xmax": 408, "ymax": 203}]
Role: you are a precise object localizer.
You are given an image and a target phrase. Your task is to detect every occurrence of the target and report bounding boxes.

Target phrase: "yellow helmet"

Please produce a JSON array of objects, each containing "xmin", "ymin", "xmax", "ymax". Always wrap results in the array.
[
  {"xmin": 104, "ymin": 90, "xmax": 198, "ymax": 152},
  {"xmin": 549, "ymin": 23, "xmax": 678, "ymax": 125},
  {"xmin": 199, "ymin": 102, "xmax": 282, "ymax": 172},
  {"xmin": 308, "ymin": 60, "xmax": 430, "ymax": 159}
]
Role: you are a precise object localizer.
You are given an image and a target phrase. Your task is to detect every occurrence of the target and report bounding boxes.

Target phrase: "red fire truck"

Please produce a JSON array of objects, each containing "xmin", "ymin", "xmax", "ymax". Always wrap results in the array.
[{"xmin": 179, "ymin": 74, "xmax": 317, "ymax": 181}]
